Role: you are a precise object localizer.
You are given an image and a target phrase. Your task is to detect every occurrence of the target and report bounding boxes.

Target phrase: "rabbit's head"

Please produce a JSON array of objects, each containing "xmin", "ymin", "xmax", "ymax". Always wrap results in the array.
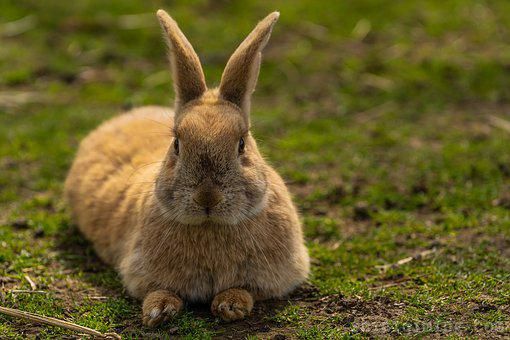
[{"xmin": 154, "ymin": 10, "xmax": 279, "ymax": 225}]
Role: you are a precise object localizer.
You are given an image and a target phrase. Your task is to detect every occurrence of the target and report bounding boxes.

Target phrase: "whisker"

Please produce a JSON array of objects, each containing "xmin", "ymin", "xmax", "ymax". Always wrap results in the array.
[
  {"xmin": 126, "ymin": 161, "xmax": 164, "ymax": 182},
  {"xmin": 142, "ymin": 117, "xmax": 173, "ymax": 130}
]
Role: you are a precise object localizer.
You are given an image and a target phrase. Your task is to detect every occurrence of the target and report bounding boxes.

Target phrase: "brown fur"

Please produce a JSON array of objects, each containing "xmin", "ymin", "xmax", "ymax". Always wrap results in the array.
[
  {"xmin": 64, "ymin": 10, "xmax": 309, "ymax": 326},
  {"xmin": 211, "ymin": 288, "xmax": 254, "ymax": 321},
  {"xmin": 142, "ymin": 290, "xmax": 183, "ymax": 327}
]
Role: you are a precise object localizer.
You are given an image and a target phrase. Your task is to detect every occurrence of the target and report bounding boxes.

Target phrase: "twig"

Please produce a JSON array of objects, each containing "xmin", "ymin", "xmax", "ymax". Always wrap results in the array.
[
  {"xmin": 369, "ymin": 273, "xmax": 430, "ymax": 290},
  {"xmin": 489, "ymin": 115, "xmax": 510, "ymax": 133},
  {"xmin": 24, "ymin": 275, "xmax": 37, "ymax": 291},
  {"xmin": 376, "ymin": 248, "xmax": 438, "ymax": 272},
  {"xmin": 0, "ymin": 306, "xmax": 121, "ymax": 339}
]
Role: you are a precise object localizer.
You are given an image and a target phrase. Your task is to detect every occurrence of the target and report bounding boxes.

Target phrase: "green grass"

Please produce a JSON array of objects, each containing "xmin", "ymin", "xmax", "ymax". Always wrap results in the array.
[{"xmin": 1, "ymin": 0, "xmax": 509, "ymax": 338}]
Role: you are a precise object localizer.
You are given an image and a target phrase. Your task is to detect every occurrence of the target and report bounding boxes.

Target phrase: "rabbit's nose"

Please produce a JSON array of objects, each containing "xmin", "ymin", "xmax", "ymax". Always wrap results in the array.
[{"xmin": 192, "ymin": 179, "xmax": 223, "ymax": 209}]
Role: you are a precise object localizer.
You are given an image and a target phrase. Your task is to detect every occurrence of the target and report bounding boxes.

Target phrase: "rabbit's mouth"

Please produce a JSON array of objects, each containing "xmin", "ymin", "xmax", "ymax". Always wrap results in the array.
[
  {"xmin": 177, "ymin": 211, "xmax": 238, "ymax": 226},
  {"xmin": 197, "ymin": 207, "xmax": 215, "ymax": 220}
]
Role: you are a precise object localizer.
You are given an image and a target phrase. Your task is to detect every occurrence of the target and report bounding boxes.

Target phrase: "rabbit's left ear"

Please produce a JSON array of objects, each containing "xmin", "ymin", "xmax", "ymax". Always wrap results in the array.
[{"xmin": 219, "ymin": 12, "xmax": 279, "ymax": 121}]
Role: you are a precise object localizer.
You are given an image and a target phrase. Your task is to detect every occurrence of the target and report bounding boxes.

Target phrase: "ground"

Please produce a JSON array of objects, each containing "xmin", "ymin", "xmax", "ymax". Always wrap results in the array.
[{"xmin": 0, "ymin": 0, "xmax": 509, "ymax": 338}]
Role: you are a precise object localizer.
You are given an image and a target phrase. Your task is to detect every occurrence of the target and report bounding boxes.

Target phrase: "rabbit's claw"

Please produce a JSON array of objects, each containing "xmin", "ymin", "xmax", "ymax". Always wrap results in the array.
[{"xmin": 142, "ymin": 290, "xmax": 183, "ymax": 327}]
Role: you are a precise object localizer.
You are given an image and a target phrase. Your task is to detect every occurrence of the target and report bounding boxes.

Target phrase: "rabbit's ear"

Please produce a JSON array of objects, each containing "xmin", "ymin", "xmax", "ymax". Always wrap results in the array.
[
  {"xmin": 219, "ymin": 12, "xmax": 279, "ymax": 120},
  {"xmin": 157, "ymin": 10, "xmax": 207, "ymax": 111}
]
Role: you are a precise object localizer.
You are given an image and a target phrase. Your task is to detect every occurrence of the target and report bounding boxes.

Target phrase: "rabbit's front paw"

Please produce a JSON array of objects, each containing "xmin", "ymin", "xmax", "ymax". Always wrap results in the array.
[
  {"xmin": 211, "ymin": 288, "xmax": 254, "ymax": 322},
  {"xmin": 142, "ymin": 290, "xmax": 183, "ymax": 327}
]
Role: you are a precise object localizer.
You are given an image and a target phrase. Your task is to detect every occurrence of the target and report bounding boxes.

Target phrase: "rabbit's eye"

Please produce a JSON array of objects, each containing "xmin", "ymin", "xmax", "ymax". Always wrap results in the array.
[
  {"xmin": 238, "ymin": 137, "xmax": 245, "ymax": 154},
  {"xmin": 173, "ymin": 138, "xmax": 179, "ymax": 155}
]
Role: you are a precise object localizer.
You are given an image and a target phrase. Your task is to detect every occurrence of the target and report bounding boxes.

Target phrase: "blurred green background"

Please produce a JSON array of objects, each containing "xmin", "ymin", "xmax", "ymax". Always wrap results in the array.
[{"xmin": 0, "ymin": 0, "xmax": 509, "ymax": 338}]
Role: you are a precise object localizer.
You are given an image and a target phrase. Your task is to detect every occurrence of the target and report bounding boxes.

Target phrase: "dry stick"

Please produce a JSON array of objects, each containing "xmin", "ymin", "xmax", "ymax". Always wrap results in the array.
[
  {"xmin": 0, "ymin": 306, "xmax": 121, "ymax": 339},
  {"xmin": 488, "ymin": 115, "xmax": 510, "ymax": 133},
  {"xmin": 376, "ymin": 248, "xmax": 438, "ymax": 272}
]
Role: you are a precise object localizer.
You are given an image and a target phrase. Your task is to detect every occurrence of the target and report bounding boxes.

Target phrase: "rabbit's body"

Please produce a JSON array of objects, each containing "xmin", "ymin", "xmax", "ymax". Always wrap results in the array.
[
  {"xmin": 65, "ymin": 11, "xmax": 309, "ymax": 325},
  {"xmin": 66, "ymin": 103, "xmax": 309, "ymax": 303},
  {"xmin": 65, "ymin": 106, "xmax": 171, "ymax": 265}
]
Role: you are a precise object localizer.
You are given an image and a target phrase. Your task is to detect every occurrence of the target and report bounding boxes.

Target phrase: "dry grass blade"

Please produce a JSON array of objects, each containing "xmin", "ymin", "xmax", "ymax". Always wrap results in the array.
[
  {"xmin": 9, "ymin": 290, "xmax": 47, "ymax": 294},
  {"xmin": 376, "ymin": 248, "xmax": 438, "ymax": 272},
  {"xmin": 0, "ymin": 91, "xmax": 45, "ymax": 108},
  {"xmin": 0, "ymin": 15, "xmax": 36, "ymax": 37},
  {"xmin": 488, "ymin": 115, "xmax": 510, "ymax": 133},
  {"xmin": 89, "ymin": 296, "xmax": 109, "ymax": 300},
  {"xmin": 0, "ymin": 306, "xmax": 121, "ymax": 339},
  {"xmin": 369, "ymin": 278, "xmax": 413, "ymax": 290},
  {"xmin": 24, "ymin": 275, "xmax": 37, "ymax": 291}
]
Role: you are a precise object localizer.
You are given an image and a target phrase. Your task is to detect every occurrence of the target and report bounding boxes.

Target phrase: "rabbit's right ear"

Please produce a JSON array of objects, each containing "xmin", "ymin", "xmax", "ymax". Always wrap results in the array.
[{"xmin": 157, "ymin": 10, "xmax": 207, "ymax": 113}]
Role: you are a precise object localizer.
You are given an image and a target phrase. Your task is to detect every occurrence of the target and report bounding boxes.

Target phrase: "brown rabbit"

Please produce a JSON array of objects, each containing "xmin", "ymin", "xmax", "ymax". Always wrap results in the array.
[{"xmin": 64, "ymin": 10, "xmax": 309, "ymax": 326}]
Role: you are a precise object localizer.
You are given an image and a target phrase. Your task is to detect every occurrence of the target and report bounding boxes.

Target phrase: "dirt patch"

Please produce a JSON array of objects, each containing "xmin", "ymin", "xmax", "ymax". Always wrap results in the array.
[
  {"xmin": 307, "ymin": 294, "xmax": 406, "ymax": 337},
  {"xmin": 181, "ymin": 284, "xmax": 407, "ymax": 339},
  {"xmin": 453, "ymin": 226, "xmax": 510, "ymax": 260}
]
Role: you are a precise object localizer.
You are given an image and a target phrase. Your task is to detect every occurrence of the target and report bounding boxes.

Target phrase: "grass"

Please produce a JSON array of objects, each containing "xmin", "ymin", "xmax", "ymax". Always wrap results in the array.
[{"xmin": 1, "ymin": 0, "xmax": 509, "ymax": 338}]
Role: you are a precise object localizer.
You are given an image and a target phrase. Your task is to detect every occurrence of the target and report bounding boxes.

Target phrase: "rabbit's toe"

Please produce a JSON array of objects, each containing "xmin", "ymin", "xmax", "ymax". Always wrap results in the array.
[
  {"xmin": 211, "ymin": 288, "xmax": 253, "ymax": 322},
  {"xmin": 142, "ymin": 290, "xmax": 183, "ymax": 327}
]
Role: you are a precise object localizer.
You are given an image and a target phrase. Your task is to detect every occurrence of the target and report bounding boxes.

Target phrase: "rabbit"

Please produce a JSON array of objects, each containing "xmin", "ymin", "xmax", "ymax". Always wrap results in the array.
[{"xmin": 64, "ymin": 9, "xmax": 309, "ymax": 326}]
